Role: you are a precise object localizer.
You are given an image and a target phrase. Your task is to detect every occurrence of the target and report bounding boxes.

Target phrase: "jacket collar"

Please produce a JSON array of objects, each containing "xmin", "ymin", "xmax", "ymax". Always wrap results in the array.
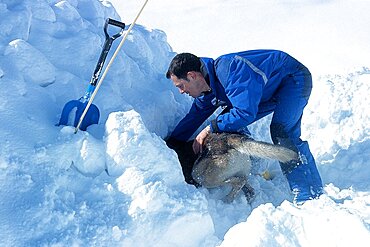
[{"xmin": 200, "ymin": 57, "xmax": 217, "ymax": 88}]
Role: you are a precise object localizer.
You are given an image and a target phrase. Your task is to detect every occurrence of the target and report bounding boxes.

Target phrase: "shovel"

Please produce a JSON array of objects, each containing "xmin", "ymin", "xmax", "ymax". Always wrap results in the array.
[{"xmin": 58, "ymin": 18, "xmax": 126, "ymax": 131}]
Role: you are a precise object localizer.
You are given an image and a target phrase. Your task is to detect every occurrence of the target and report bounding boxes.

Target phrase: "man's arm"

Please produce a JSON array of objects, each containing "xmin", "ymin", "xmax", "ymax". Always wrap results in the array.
[
  {"xmin": 170, "ymin": 92, "xmax": 218, "ymax": 141},
  {"xmin": 192, "ymin": 125, "xmax": 211, "ymax": 154}
]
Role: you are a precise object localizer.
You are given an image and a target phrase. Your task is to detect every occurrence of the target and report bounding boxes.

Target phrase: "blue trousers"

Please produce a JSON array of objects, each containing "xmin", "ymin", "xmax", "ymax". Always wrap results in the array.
[{"xmin": 254, "ymin": 60, "xmax": 323, "ymax": 203}]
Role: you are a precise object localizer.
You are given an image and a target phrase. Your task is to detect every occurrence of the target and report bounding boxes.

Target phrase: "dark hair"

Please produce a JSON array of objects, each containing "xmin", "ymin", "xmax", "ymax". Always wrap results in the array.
[{"xmin": 166, "ymin": 53, "xmax": 201, "ymax": 80}]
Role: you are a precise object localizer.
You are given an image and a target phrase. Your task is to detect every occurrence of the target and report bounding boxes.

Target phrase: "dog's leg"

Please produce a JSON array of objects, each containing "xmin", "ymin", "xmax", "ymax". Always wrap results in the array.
[
  {"xmin": 241, "ymin": 182, "xmax": 255, "ymax": 202},
  {"xmin": 223, "ymin": 176, "xmax": 247, "ymax": 203}
]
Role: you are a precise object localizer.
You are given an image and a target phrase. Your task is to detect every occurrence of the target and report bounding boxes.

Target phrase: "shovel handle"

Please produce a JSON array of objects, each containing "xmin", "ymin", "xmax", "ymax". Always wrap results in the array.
[
  {"xmin": 89, "ymin": 18, "xmax": 126, "ymax": 87},
  {"xmin": 107, "ymin": 18, "xmax": 126, "ymax": 29},
  {"xmin": 104, "ymin": 18, "xmax": 125, "ymax": 40}
]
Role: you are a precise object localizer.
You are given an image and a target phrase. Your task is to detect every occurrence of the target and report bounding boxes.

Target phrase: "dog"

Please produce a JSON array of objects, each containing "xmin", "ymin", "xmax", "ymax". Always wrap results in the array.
[{"xmin": 191, "ymin": 133, "xmax": 298, "ymax": 203}]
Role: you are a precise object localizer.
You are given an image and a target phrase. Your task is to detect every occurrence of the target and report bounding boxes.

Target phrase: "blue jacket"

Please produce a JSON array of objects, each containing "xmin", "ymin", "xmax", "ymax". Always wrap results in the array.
[{"xmin": 170, "ymin": 49, "xmax": 302, "ymax": 141}]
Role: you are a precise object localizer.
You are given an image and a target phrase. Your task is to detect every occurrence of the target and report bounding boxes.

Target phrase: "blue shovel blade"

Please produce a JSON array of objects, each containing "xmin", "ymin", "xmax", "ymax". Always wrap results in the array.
[{"xmin": 59, "ymin": 100, "xmax": 100, "ymax": 131}]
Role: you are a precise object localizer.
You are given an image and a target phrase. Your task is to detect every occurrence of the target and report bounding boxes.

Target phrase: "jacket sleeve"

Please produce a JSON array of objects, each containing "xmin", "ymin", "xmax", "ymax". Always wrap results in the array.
[
  {"xmin": 170, "ymin": 92, "xmax": 218, "ymax": 141},
  {"xmin": 212, "ymin": 57, "xmax": 264, "ymax": 133}
]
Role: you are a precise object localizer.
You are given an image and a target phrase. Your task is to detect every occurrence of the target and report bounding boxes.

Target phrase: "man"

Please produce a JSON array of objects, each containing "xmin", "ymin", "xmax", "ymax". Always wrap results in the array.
[{"xmin": 165, "ymin": 50, "xmax": 323, "ymax": 204}]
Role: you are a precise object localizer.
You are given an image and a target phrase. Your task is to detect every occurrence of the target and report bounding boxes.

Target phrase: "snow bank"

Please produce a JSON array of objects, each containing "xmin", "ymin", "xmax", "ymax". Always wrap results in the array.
[
  {"xmin": 303, "ymin": 68, "xmax": 370, "ymax": 191},
  {"xmin": 304, "ymin": 69, "xmax": 370, "ymax": 158},
  {"xmin": 221, "ymin": 192, "xmax": 370, "ymax": 247},
  {"xmin": 0, "ymin": 0, "xmax": 211, "ymax": 246},
  {"xmin": 103, "ymin": 110, "xmax": 215, "ymax": 246}
]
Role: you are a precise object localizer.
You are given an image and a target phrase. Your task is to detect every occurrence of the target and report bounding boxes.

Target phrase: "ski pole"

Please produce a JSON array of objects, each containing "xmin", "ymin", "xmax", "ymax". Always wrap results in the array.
[{"xmin": 75, "ymin": 0, "xmax": 149, "ymax": 133}]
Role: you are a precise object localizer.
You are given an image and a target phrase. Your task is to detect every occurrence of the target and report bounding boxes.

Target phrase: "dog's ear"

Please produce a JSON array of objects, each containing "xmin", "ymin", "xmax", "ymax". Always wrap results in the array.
[
  {"xmin": 225, "ymin": 133, "xmax": 244, "ymax": 149},
  {"xmin": 205, "ymin": 133, "xmax": 231, "ymax": 155}
]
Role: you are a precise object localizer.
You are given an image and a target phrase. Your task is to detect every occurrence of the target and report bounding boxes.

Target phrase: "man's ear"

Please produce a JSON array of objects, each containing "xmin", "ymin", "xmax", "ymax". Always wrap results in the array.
[{"xmin": 187, "ymin": 71, "xmax": 196, "ymax": 80}]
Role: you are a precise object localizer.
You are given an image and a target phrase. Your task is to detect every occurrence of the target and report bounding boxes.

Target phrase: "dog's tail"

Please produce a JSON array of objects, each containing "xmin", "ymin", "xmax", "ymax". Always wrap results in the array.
[{"xmin": 238, "ymin": 139, "xmax": 298, "ymax": 163}]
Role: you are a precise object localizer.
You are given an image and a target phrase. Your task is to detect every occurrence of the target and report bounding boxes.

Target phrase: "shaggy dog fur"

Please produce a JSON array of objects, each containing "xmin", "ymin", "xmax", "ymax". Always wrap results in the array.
[{"xmin": 192, "ymin": 133, "xmax": 298, "ymax": 203}]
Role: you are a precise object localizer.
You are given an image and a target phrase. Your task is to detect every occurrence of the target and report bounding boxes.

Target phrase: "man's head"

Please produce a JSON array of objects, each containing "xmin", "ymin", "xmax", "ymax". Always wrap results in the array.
[{"xmin": 166, "ymin": 53, "xmax": 210, "ymax": 98}]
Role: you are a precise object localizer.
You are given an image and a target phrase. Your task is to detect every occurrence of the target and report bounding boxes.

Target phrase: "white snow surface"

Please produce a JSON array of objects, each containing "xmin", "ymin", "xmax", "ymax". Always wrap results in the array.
[{"xmin": 0, "ymin": 0, "xmax": 369, "ymax": 246}]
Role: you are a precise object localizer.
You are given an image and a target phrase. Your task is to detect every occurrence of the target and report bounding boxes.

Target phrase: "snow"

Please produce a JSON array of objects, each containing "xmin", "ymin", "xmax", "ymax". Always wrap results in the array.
[{"xmin": 0, "ymin": 0, "xmax": 369, "ymax": 246}]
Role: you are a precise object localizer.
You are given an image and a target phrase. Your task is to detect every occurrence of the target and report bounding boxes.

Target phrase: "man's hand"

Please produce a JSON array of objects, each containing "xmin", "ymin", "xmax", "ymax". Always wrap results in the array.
[{"xmin": 193, "ymin": 125, "xmax": 211, "ymax": 154}]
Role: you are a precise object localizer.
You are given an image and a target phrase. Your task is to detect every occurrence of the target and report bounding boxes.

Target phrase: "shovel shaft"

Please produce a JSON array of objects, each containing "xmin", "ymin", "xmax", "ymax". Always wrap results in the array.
[
  {"xmin": 91, "ymin": 19, "xmax": 125, "ymax": 87},
  {"xmin": 74, "ymin": 0, "xmax": 149, "ymax": 133},
  {"xmin": 90, "ymin": 38, "xmax": 113, "ymax": 87}
]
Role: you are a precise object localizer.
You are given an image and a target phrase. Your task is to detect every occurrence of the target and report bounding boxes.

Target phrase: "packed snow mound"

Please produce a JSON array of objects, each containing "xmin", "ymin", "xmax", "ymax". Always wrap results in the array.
[
  {"xmin": 304, "ymin": 68, "xmax": 370, "ymax": 158},
  {"xmin": 0, "ymin": 0, "xmax": 207, "ymax": 246},
  {"xmin": 1, "ymin": 0, "xmax": 370, "ymax": 246},
  {"xmin": 221, "ymin": 191, "xmax": 370, "ymax": 247},
  {"xmin": 0, "ymin": 0, "xmax": 187, "ymax": 154},
  {"xmin": 303, "ymin": 68, "xmax": 370, "ymax": 191}
]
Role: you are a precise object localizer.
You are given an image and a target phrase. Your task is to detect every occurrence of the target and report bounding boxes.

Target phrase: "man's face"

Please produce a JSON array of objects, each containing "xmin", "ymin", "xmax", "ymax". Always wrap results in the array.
[{"xmin": 170, "ymin": 72, "xmax": 207, "ymax": 98}]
